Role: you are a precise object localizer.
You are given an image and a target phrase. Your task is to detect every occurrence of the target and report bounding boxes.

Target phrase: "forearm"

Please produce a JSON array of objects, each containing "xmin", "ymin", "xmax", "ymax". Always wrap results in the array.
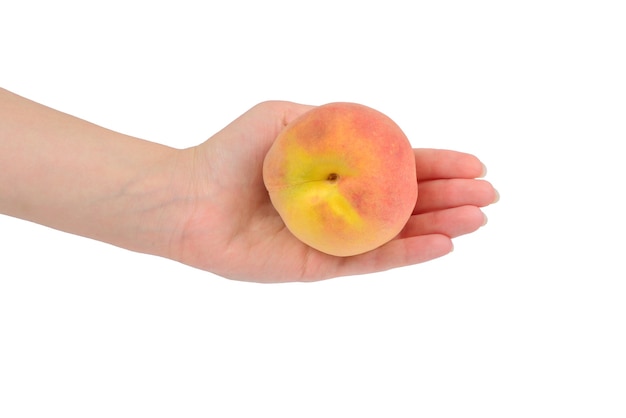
[{"xmin": 0, "ymin": 88, "xmax": 188, "ymax": 256}]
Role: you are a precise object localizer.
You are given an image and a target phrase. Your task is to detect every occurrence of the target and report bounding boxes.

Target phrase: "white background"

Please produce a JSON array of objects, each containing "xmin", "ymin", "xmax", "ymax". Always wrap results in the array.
[{"xmin": 1, "ymin": 1, "xmax": 625, "ymax": 417}]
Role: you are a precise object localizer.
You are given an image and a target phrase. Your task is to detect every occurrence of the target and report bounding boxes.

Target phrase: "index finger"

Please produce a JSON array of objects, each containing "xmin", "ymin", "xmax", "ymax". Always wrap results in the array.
[{"xmin": 414, "ymin": 148, "xmax": 486, "ymax": 181}]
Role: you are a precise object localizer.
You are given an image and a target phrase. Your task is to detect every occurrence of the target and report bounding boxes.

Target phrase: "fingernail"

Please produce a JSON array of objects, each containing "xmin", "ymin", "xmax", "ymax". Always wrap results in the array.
[
  {"xmin": 480, "ymin": 163, "xmax": 488, "ymax": 178},
  {"xmin": 482, "ymin": 212, "xmax": 489, "ymax": 226},
  {"xmin": 492, "ymin": 189, "xmax": 500, "ymax": 203}
]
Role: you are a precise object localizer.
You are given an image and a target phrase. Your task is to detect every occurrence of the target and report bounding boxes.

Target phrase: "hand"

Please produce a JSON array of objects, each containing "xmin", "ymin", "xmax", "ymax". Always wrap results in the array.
[
  {"xmin": 1, "ymin": 91, "xmax": 497, "ymax": 283},
  {"xmin": 166, "ymin": 101, "xmax": 498, "ymax": 282}
]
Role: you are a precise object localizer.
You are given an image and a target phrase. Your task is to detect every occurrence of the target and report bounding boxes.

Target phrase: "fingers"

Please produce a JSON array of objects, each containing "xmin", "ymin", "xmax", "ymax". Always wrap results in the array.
[
  {"xmin": 402, "ymin": 205, "xmax": 487, "ymax": 240},
  {"xmin": 317, "ymin": 149, "xmax": 495, "ymax": 279},
  {"xmin": 414, "ymin": 178, "xmax": 497, "ymax": 214},
  {"xmin": 414, "ymin": 148, "xmax": 486, "ymax": 181}
]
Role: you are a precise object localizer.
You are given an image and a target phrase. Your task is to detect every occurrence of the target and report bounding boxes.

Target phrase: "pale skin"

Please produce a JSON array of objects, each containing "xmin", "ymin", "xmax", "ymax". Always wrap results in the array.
[{"xmin": 0, "ymin": 88, "xmax": 498, "ymax": 283}]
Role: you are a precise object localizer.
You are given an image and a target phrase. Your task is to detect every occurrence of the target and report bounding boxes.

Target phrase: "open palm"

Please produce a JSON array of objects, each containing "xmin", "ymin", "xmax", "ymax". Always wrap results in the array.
[{"xmin": 172, "ymin": 101, "xmax": 497, "ymax": 283}]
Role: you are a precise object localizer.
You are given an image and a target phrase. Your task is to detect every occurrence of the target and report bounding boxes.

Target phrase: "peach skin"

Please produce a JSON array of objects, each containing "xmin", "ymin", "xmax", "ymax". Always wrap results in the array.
[{"xmin": 263, "ymin": 102, "xmax": 417, "ymax": 257}]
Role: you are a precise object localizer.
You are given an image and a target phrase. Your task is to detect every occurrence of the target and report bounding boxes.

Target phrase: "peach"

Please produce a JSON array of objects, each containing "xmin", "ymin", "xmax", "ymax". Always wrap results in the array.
[{"xmin": 263, "ymin": 102, "xmax": 417, "ymax": 257}]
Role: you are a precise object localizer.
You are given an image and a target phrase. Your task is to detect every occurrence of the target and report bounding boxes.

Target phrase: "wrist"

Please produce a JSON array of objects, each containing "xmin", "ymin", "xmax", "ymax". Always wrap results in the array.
[{"xmin": 97, "ymin": 145, "xmax": 196, "ymax": 259}]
